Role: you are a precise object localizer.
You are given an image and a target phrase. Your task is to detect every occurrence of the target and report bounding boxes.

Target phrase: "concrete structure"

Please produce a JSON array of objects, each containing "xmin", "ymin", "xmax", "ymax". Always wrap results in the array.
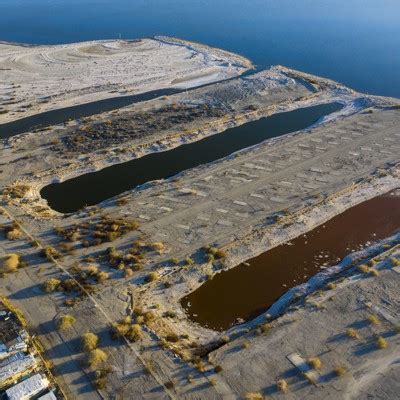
[{"xmin": 6, "ymin": 373, "xmax": 49, "ymax": 400}]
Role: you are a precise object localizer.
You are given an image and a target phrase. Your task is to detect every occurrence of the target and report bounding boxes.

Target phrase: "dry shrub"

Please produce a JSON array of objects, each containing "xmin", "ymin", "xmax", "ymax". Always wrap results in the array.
[
  {"xmin": 143, "ymin": 311, "xmax": 155, "ymax": 324},
  {"xmin": 326, "ymin": 282, "xmax": 336, "ymax": 290},
  {"xmin": 96, "ymin": 271, "xmax": 109, "ymax": 283},
  {"xmin": 82, "ymin": 332, "xmax": 99, "ymax": 352},
  {"xmin": 59, "ymin": 242, "xmax": 74, "ymax": 253},
  {"xmin": 124, "ymin": 268, "xmax": 133, "ymax": 278},
  {"xmin": 205, "ymin": 246, "xmax": 226, "ymax": 259},
  {"xmin": 111, "ymin": 316, "xmax": 134, "ymax": 339},
  {"xmin": 308, "ymin": 357, "xmax": 322, "ymax": 370},
  {"xmin": 58, "ymin": 314, "xmax": 76, "ymax": 330},
  {"xmin": 185, "ymin": 257, "xmax": 194, "ymax": 266},
  {"xmin": 194, "ymin": 359, "xmax": 206, "ymax": 372},
  {"xmin": 126, "ymin": 324, "xmax": 142, "ymax": 342},
  {"xmin": 390, "ymin": 257, "xmax": 400, "ymax": 267},
  {"xmin": 241, "ymin": 341, "xmax": 250, "ymax": 349},
  {"xmin": 303, "ymin": 371, "xmax": 317, "ymax": 385},
  {"xmin": 151, "ymin": 242, "xmax": 165, "ymax": 252},
  {"xmin": 346, "ymin": 328, "xmax": 360, "ymax": 339},
  {"xmin": 94, "ymin": 376, "xmax": 107, "ymax": 389},
  {"xmin": 88, "ymin": 348, "xmax": 108, "ymax": 367},
  {"xmin": 2, "ymin": 253, "xmax": 20, "ymax": 273},
  {"xmin": 7, "ymin": 228, "xmax": 23, "ymax": 240},
  {"xmin": 86, "ymin": 265, "xmax": 99, "ymax": 276},
  {"xmin": 334, "ymin": 366, "xmax": 346, "ymax": 377},
  {"xmin": 146, "ymin": 271, "xmax": 159, "ymax": 282},
  {"xmin": 111, "ymin": 322, "xmax": 129, "ymax": 338},
  {"xmin": 277, "ymin": 379, "xmax": 288, "ymax": 393},
  {"xmin": 258, "ymin": 323, "xmax": 271, "ymax": 334},
  {"xmin": 169, "ymin": 257, "xmax": 179, "ymax": 265},
  {"xmin": 61, "ymin": 278, "xmax": 78, "ymax": 292},
  {"xmin": 209, "ymin": 377, "xmax": 217, "ymax": 386},
  {"xmin": 106, "ymin": 232, "xmax": 119, "ymax": 242},
  {"xmin": 367, "ymin": 314, "xmax": 380, "ymax": 325},
  {"xmin": 377, "ymin": 336, "xmax": 388, "ymax": 349},
  {"xmin": 43, "ymin": 278, "xmax": 61, "ymax": 293},
  {"xmin": 41, "ymin": 246, "xmax": 61, "ymax": 260},
  {"xmin": 357, "ymin": 264, "xmax": 369, "ymax": 273},
  {"xmin": 369, "ymin": 268, "xmax": 380, "ymax": 277},
  {"xmin": 220, "ymin": 335, "xmax": 230, "ymax": 344}
]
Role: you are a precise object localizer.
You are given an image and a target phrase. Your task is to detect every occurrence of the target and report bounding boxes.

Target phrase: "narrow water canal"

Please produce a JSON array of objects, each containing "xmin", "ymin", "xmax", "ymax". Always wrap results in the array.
[
  {"xmin": 41, "ymin": 102, "xmax": 342, "ymax": 213},
  {"xmin": 181, "ymin": 192, "xmax": 400, "ymax": 331},
  {"xmin": 0, "ymin": 88, "xmax": 179, "ymax": 139}
]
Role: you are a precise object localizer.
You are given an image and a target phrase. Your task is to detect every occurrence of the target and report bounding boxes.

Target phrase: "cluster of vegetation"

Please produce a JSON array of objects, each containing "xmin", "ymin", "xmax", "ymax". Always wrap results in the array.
[
  {"xmin": 79, "ymin": 331, "xmax": 110, "ymax": 388},
  {"xmin": 42, "ymin": 263, "xmax": 114, "ymax": 304},
  {"xmin": 93, "ymin": 366, "xmax": 111, "ymax": 389},
  {"xmin": 59, "ymin": 103, "xmax": 225, "ymax": 154},
  {"xmin": 203, "ymin": 245, "xmax": 226, "ymax": 263},
  {"xmin": 106, "ymin": 243, "xmax": 146, "ymax": 277},
  {"xmin": 55, "ymin": 215, "xmax": 140, "ymax": 250},
  {"xmin": 111, "ymin": 309, "xmax": 155, "ymax": 343},
  {"xmin": 1, "ymin": 221, "xmax": 23, "ymax": 241}
]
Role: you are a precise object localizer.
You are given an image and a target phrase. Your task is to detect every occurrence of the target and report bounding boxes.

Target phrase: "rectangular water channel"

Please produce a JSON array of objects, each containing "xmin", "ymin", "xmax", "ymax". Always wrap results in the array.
[
  {"xmin": 41, "ymin": 102, "xmax": 342, "ymax": 213},
  {"xmin": 181, "ymin": 191, "xmax": 400, "ymax": 331}
]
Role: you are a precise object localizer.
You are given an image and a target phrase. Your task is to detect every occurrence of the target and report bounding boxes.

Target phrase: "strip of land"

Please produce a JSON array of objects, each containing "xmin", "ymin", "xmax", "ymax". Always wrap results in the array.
[{"xmin": 0, "ymin": 36, "xmax": 251, "ymax": 123}]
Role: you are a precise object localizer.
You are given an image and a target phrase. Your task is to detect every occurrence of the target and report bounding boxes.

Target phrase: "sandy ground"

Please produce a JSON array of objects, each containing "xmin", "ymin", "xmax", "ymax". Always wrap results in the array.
[
  {"xmin": 0, "ymin": 38, "xmax": 399, "ymax": 399},
  {"xmin": 0, "ymin": 36, "xmax": 251, "ymax": 123}
]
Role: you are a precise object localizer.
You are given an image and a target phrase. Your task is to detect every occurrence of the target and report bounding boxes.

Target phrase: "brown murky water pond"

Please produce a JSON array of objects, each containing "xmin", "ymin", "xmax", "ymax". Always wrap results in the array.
[{"xmin": 181, "ymin": 191, "xmax": 400, "ymax": 331}]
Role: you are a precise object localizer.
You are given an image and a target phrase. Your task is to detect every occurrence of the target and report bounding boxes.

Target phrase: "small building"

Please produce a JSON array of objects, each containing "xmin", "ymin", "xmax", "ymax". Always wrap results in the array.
[
  {"xmin": 7, "ymin": 330, "xmax": 29, "ymax": 354},
  {"xmin": 6, "ymin": 373, "xmax": 49, "ymax": 400},
  {"xmin": 0, "ymin": 352, "xmax": 36, "ymax": 388}
]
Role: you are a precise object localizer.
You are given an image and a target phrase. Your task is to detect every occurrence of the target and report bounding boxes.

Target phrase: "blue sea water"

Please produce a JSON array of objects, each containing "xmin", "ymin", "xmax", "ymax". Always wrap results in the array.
[{"xmin": 0, "ymin": 0, "xmax": 399, "ymax": 97}]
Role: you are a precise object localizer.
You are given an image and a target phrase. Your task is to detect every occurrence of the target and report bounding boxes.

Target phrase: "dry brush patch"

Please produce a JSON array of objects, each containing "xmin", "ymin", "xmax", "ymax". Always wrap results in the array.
[
  {"xmin": 57, "ymin": 314, "xmax": 76, "ymax": 330},
  {"xmin": 82, "ymin": 332, "xmax": 99, "ymax": 352},
  {"xmin": 88, "ymin": 348, "xmax": 108, "ymax": 368},
  {"xmin": 1, "ymin": 221, "xmax": 24, "ymax": 241},
  {"xmin": 55, "ymin": 215, "xmax": 140, "ymax": 249},
  {"xmin": 1, "ymin": 253, "xmax": 21, "ymax": 274}
]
